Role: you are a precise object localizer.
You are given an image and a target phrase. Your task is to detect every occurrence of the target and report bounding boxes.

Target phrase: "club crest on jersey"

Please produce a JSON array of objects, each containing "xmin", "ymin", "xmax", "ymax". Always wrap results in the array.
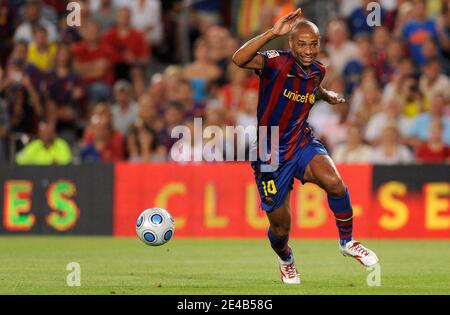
[
  {"xmin": 283, "ymin": 89, "xmax": 315, "ymax": 104},
  {"xmin": 266, "ymin": 50, "xmax": 280, "ymax": 58}
]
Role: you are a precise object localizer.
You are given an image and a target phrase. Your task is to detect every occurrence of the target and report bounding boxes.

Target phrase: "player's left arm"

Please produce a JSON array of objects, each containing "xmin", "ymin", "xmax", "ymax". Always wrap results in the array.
[{"xmin": 316, "ymin": 86, "xmax": 346, "ymax": 105}]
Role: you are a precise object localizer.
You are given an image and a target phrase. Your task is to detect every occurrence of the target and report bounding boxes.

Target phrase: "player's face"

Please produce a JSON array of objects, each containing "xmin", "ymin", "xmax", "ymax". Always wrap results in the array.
[{"xmin": 289, "ymin": 29, "xmax": 320, "ymax": 67}]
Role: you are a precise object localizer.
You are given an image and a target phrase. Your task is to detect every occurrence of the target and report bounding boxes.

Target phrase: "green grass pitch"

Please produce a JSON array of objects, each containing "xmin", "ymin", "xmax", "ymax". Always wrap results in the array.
[{"xmin": 1, "ymin": 237, "xmax": 449, "ymax": 294}]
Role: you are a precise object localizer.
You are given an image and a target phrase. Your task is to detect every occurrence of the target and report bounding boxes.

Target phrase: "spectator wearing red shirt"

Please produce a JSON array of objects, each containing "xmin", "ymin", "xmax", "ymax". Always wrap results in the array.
[
  {"xmin": 81, "ymin": 103, "xmax": 124, "ymax": 162},
  {"xmin": 103, "ymin": 7, "xmax": 149, "ymax": 96},
  {"xmin": 416, "ymin": 118, "xmax": 450, "ymax": 163},
  {"xmin": 72, "ymin": 20, "xmax": 115, "ymax": 104},
  {"xmin": 218, "ymin": 63, "xmax": 257, "ymax": 112}
]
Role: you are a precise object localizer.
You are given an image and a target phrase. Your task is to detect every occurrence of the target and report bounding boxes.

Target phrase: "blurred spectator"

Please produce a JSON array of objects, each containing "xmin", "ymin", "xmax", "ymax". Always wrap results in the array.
[
  {"xmin": 103, "ymin": 6, "xmax": 149, "ymax": 96},
  {"xmin": 81, "ymin": 103, "xmax": 124, "ymax": 162},
  {"xmin": 342, "ymin": 35, "xmax": 373, "ymax": 95},
  {"xmin": 416, "ymin": 118, "xmax": 450, "ymax": 163},
  {"xmin": 163, "ymin": 65, "xmax": 183, "ymax": 102},
  {"xmin": 378, "ymin": 37, "xmax": 407, "ymax": 86},
  {"xmin": 15, "ymin": 120, "xmax": 72, "ymax": 165},
  {"xmin": 401, "ymin": 0, "xmax": 439, "ymax": 66},
  {"xmin": 419, "ymin": 57, "xmax": 450, "ymax": 110},
  {"xmin": 421, "ymin": 37, "xmax": 450, "ymax": 75},
  {"xmin": 204, "ymin": 26, "xmax": 234, "ymax": 84},
  {"xmin": 7, "ymin": 40, "xmax": 28, "ymax": 68},
  {"xmin": 183, "ymin": 38, "xmax": 222, "ymax": 103},
  {"xmin": 127, "ymin": 0, "xmax": 163, "ymax": 45},
  {"xmin": 130, "ymin": 95, "xmax": 164, "ymax": 145},
  {"xmin": 169, "ymin": 119, "xmax": 200, "ymax": 162},
  {"xmin": 0, "ymin": 95, "xmax": 9, "ymax": 161},
  {"xmin": 325, "ymin": 19, "xmax": 359, "ymax": 75},
  {"xmin": 171, "ymin": 80, "xmax": 205, "ymax": 120},
  {"xmin": 45, "ymin": 44, "xmax": 84, "ymax": 144},
  {"xmin": 0, "ymin": 59, "xmax": 43, "ymax": 134},
  {"xmin": 382, "ymin": 57, "xmax": 415, "ymax": 102},
  {"xmin": 436, "ymin": 0, "xmax": 450, "ymax": 56},
  {"xmin": 91, "ymin": 0, "xmax": 117, "ymax": 34},
  {"xmin": 371, "ymin": 124, "xmax": 414, "ymax": 165},
  {"xmin": 234, "ymin": 89, "xmax": 258, "ymax": 157},
  {"xmin": 406, "ymin": 94, "xmax": 450, "ymax": 147},
  {"xmin": 235, "ymin": 89, "xmax": 258, "ymax": 129},
  {"xmin": 111, "ymin": 80, "xmax": 138, "ymax": 136},
  {"xmin": 19, "ymin": 0, "xmax": 58, "ymax": 26},
  {"xmin": 351, "ymin": 81, "xmax": 383, "ymax": 125},
  {"xmin": 399, "ymin": 74, "xmax": 424, "ymax": 118},
  {"xmin": 365, "ymin": 98, "xmax": 412, "ymax": 146},
  {"xmin": 127, "ymin": 123, "xmax": 166, "ymax": 162},
  {"xmin": 333, "ymin": 123, "xmax": 373, "ymax": 164},
  {"xmin": 14, "ymin": 0, "xmax": 58, "ymax": 44},
  {"xmin": 146, "ymin": 73, "xmax": 166, "ymax": 107},
  {"xmin": 191, "ymin": 0, "xmax": 222, "ymax": 27},
  {"xmin": 26, "ymin": 25, "xmax": 57, "ymax": 73},
  {"xmin": 161, "ymin": 102, "xmax": 186, "ymax": 151},
  {"xmin": 218, "ymin": 63, "xmax": 255, "ymax": 113},
  {"xmin": 72, "ymin": 20, "xmax": 115, "ymax": 104},
  {"xmin": 318, "ymin": 103, "xmax": 351, "ymax": 151},
  {"xmin": 0, "ymin": 0, "xmax": 17, "ymax": 66}
]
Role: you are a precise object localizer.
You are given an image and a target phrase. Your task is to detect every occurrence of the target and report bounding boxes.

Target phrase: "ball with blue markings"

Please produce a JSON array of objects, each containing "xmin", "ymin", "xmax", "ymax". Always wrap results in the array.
[{"xmin": 136, "ymin": 208, "xmax": 175, "ymax": 246}]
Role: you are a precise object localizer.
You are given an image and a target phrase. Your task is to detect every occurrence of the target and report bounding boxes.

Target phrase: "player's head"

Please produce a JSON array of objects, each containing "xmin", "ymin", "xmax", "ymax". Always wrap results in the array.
[{"xmin": 288, "ymin": 20, "xmax": 320, "ymax": 67}]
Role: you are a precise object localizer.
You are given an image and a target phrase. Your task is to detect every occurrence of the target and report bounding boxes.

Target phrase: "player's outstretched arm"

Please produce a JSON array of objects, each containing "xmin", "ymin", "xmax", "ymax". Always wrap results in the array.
[
  {"xmin": 232, "ymin": 8, "xmax": 302, "ymax": 70},
  {"xmin": 317, "ymin": 86, "xmax": 346, "ymax": 105}
]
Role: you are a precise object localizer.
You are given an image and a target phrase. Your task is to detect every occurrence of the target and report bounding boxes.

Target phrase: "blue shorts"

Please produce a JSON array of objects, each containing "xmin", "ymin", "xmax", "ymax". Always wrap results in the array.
[{"xmin": 251, "ymin": 139, "xmax": 328, "ymax": 211}]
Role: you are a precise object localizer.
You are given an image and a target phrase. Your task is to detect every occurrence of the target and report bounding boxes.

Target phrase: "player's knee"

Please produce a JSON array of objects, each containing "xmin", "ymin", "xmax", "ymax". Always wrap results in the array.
[
  {"xmin": 325, "ymin": 176, "xmax": 346, "ymax": 197},
  {"xmin": 270, "ymin": 222, "xmax": 290, "ymax": 238}
]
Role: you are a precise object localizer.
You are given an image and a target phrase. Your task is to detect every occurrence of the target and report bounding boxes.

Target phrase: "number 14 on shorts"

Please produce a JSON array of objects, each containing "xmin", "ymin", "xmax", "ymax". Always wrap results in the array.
[{"xmin": 262, "ymin": 180, "xmax": 277, "ymax": 196}]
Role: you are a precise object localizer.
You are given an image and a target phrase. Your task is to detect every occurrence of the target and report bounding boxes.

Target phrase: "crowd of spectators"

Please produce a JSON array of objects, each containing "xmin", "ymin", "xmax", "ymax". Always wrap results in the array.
[{"xmin": 0, "ymin": 0, "xmax": 449, "ymax": 166}]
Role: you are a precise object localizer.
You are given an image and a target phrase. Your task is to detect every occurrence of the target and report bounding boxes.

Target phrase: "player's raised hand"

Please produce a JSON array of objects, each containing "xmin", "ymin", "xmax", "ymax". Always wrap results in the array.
[
  {"xmin": 271, "ymin": 8, "xmax": 302, "ymax": 36},
  {"xmin": 326, "ymin": 90, "xmax": 346, "ymax": 105}
]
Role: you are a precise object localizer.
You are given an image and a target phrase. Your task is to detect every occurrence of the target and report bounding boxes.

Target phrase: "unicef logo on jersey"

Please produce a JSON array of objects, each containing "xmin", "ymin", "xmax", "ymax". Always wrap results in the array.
[{"xmin": 283, "ymin": 89, "xmax": 315, "ymax": 104}]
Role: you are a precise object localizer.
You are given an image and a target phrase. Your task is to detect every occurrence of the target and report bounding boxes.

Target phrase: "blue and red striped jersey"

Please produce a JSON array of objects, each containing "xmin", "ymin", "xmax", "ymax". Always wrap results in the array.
[{"xmin": 256, "ymin": 50, "xmax": 326, "ymax": 163}]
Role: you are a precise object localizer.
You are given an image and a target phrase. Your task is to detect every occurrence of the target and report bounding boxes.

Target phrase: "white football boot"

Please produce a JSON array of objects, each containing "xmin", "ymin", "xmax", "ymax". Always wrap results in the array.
[
  {"xmin": 278, "ymin": 252, "xmax": 301, "ymax": 284},
  {"xmin": 340, "ymin": 240, "xmax": 379, "ymax": 267}
]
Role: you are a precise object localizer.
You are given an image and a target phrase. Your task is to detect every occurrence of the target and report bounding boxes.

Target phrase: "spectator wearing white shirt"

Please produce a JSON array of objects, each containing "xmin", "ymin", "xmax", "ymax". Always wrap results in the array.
[
  {"xmin": 371, "ymin": 124, "xmax": 414, "ymax": 165},
  {"xmin": 127, "ymin": 0, "xmax": 163, "ymax": 45},
  {"xmin": 14, "ymin": 0, "xmax": 59, "ymax": 44},
  {"xmin": 419, "ymin": 57, "xmax": 450, "ymax": 110},
  {"xmin": 111, "ymin": 80, "xmax": 138, "ymax": 136},
  {"xmin": 333, "ymin": 124, "xmax": 373, "ymax": 164},
  {"xmin": 325, "ymin": 19, "xmax": 359, "ymax": 75},
  {"xmin": 91, "ymin": 0, "xmax": 117, "ymax": 34},
  {"xmin": 365, "ymin": 98, "xmax": 413, "ymax": 146}
]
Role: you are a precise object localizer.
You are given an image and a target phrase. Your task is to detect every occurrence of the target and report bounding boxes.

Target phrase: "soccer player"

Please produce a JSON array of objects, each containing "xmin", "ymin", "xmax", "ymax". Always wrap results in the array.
[{"xmin": 232, "ymin": 9, "xmax": 378, "ymax": 284}]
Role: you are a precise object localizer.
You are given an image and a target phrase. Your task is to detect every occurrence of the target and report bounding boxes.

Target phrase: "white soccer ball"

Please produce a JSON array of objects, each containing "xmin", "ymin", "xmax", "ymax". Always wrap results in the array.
[{"xmin": 136, "ymin": 208, "xmax": 175, "ymax": 246}]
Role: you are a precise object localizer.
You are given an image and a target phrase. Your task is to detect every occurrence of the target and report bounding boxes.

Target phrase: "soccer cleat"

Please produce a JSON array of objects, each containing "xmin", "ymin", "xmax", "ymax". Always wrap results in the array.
[
  {"xmin": 340, "ymin": 240, "xmax": 379, "ymax": 267},
  {"xmin": 278, "ymin": 254, "xmax": 301, "ymax": 284}
]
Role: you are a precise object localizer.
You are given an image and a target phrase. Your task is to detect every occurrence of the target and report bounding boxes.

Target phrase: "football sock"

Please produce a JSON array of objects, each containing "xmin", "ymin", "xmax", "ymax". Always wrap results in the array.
[
  {"xmin": 327, "ymin": 189, "xmax": 353, "ymax": 247},
  {"xmin": 267, "ymin": 227, "xmax": 292, "ymax": 261}
]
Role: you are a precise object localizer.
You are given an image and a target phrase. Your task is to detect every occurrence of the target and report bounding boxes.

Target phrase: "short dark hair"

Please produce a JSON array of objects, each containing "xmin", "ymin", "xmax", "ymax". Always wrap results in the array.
[{"xmin": 289, "ymin": 20, "xmax": 320, "ymax": 39}]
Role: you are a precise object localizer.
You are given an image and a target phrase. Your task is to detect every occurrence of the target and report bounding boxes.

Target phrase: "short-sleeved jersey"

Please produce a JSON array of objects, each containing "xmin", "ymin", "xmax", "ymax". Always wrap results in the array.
[{"xmin": 257, "ymin": 50, "xmax": 326, "ymax": 164}]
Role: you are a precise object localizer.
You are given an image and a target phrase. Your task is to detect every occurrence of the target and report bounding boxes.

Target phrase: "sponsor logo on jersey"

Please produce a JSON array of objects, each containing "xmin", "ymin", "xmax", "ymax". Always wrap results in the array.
[{"xmin": 283, "ymin": 89, "xmax": 315, "ymax": 104}]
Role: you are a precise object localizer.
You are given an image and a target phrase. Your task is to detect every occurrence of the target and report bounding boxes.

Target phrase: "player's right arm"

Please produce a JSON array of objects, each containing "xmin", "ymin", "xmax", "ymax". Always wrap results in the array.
[{"xmin": 232, "ymin": 8, "xmax": 302, "ymax": 70}]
